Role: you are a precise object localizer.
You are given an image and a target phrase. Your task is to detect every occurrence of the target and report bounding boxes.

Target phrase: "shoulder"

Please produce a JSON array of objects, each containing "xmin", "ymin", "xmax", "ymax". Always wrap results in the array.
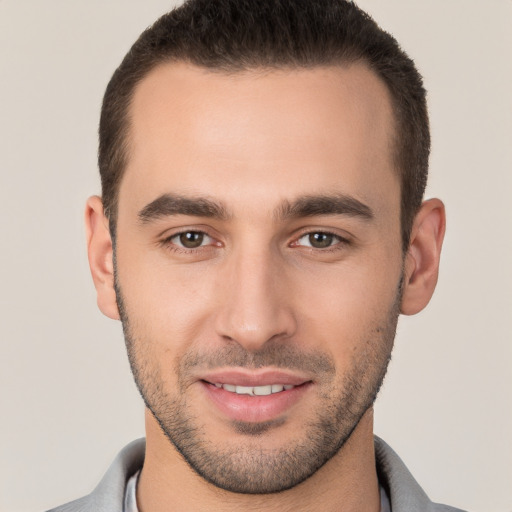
[
  {"xmin": 374, "ymin": 437, "xmax": 468, "ymax": 512},
  {"xmin": 46, "ymin": 438, "xmax": 145, "ymax": 512},
  {"xmin": 46, "ymin": 495, "xmax": 91, "ymax": 512},
  {"xmin": 430, "ymin": 506, "xmax": 468, "ymax": 512}
]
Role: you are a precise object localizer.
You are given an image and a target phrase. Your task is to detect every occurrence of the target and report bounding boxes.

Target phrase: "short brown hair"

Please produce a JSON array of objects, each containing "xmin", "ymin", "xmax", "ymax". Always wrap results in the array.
[{"xmin": 99, "ymin": 0, "xmax": 429, "ymax": 250}]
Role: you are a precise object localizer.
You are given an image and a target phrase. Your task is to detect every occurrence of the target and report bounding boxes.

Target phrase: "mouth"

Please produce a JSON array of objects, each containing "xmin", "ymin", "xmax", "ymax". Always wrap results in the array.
[
  {"xmin": 199, "ymin": 370, "xmax": 313, "ymax": 424},
  {"xmin": 206, "ymin": 382, "xmax": 297, "ymax": 396}
]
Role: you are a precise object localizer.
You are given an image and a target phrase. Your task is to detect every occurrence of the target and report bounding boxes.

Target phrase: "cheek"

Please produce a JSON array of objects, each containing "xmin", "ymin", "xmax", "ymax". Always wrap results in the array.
[
  {"xmin": 291, "ymin": 256, "xmax": 402, "ymax": 355},
  {"xmin": 116, "ymin": 247, "xmax": 221, "ymax": 360}
]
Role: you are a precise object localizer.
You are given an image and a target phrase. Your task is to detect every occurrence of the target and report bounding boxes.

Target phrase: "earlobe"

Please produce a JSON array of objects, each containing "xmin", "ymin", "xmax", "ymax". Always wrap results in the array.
[
  {"xmin": 85, "ymin": 196, "xmax": 120, "ymax": 320},
  {"xmin": 401, "ymin": 198, "xmax": 446, "ymax": 316}
]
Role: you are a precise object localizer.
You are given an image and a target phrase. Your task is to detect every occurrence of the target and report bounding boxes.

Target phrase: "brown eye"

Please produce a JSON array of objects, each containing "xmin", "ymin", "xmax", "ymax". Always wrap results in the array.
[
  {"xmin": 175, "ymin": 231, "xmax": 207, "ymax": 248},
  {"xmin": 296, "ymin": 232, "xmax": 342, "ymax": 249},
  {"xmin": 308, "ymin": 233, "xmax": 334, "ymax": 248}
]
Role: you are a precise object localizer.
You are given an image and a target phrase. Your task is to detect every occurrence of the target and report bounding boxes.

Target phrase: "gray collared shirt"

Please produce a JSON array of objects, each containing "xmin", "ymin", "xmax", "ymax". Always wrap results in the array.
[{"xmin": 123, "ymin": 470, "xmax": 392, "ymax": 512}]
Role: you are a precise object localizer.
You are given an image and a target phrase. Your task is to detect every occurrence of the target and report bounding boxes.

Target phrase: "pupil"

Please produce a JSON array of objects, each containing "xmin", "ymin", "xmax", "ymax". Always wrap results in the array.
[
  {"xmin": 310, "ymin": 233, "xmax": 333, "ymax": 248},
  {"xmin": 180, "ymin": 232, "xmax": 204, "ymax": 248}
]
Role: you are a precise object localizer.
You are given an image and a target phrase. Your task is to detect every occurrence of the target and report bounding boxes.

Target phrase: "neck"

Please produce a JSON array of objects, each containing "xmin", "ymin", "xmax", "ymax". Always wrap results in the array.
[{"xmin": 137, "ymin": 408, "xmax": 380, "ymax": 512}]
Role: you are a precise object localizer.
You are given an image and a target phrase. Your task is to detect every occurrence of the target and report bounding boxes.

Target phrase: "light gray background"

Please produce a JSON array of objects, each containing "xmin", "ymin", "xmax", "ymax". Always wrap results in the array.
[{"xmin": 1, "ymin": 1, "xmax": 511, "ymax": 511}]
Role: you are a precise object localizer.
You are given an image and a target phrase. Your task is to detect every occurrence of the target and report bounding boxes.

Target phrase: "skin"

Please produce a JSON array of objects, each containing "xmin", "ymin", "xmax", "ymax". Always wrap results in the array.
[{"xmin": 86, "ymin": 62, "xmax": 445, "ymax": 512}]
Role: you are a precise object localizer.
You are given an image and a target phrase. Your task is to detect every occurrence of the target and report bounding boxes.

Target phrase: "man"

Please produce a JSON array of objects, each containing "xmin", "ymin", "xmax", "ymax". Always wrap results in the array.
[{"xmin": 48, "ymin": 0, "xmax": 464, "ymax": 510}]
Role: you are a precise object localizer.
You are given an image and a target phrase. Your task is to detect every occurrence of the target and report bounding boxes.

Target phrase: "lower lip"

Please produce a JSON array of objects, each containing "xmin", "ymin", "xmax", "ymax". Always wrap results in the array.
[{"xmin": 201, "ymin": 382, "xmax": 311, "ymax": 424}]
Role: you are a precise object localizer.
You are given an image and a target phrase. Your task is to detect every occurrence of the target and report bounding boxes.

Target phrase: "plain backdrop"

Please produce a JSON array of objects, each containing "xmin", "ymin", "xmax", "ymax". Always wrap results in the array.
[{"xmin": 1, "ymin": 1, "xmax": 511, "ymax": 511}]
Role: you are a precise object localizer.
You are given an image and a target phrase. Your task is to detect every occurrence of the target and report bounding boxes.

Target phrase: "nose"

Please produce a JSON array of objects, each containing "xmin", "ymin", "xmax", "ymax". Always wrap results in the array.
[{"xmin": 214, "ymin": 245, "xmax": 297, "ymax": 352}]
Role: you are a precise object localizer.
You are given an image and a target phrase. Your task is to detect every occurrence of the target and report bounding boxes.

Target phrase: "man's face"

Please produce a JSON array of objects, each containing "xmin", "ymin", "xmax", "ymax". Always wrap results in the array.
[{"xmin": 114, "ymin": 63, "xmax": 403, "ymax": 493}]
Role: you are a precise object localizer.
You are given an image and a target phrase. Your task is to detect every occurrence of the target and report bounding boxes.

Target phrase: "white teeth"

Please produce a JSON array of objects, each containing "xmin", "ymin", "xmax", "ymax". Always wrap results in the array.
[
  {"xmin": 213, "ymin": 383, "xmax": 296, "ymax": 395},
  {"xmin": 235, "ymin": 385, "xmax": 254, "ymax": 396},
  {"xmin": 253, "ymin": 385, "xmax": 272, "ymax": 396}
]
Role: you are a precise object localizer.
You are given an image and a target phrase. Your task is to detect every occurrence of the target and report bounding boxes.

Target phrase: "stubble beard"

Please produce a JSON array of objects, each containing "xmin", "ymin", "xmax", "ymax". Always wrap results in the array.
[{"xmin": 115, "ymin": 278, "xmax": 400, "ymax": 494}]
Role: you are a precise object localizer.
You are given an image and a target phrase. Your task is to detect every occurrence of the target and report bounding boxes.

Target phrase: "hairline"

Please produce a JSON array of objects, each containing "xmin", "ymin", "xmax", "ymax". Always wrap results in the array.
[{"xmin": 106, "ymin": 57, "xmax": 407, "ymax": 244}]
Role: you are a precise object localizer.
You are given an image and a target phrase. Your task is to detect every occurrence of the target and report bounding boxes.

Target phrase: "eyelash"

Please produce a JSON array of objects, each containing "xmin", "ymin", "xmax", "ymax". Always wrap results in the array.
[
  {"xmin": 160, "ymin": 230, "xmax": 218, "ymax": 254},
  {"xmin": 292, "ymin": 230, "xmax": 350, "ymax": 252},
  {"xmin": 159, "ymin": 229, "xmax": 350, "ymax": 254}
]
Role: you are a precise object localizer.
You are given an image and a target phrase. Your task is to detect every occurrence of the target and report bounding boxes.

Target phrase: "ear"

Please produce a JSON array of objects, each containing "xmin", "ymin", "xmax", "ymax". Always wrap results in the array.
[
  {"xmin": 85, "ymin": 196, "xmax": 120, "ymax": 320},
  {"xmin": 401, "ymin": 198, "xmax": 446, "ymax": 316}
]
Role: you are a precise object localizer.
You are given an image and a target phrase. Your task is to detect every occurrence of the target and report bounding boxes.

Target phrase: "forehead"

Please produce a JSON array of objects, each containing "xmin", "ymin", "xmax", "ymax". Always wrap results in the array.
[{"xmin": 120, "ymin": 62, "xmax": 398, "ymax": 219}]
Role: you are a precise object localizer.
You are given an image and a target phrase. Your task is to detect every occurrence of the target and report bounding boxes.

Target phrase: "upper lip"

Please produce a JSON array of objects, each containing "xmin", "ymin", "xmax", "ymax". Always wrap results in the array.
[{"xmin": 200, "ymin": 369, "xmax": 311, "ymax": 387}]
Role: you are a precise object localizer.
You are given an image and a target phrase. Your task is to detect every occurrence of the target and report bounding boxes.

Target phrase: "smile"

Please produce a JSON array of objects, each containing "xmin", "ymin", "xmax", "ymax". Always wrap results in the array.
[
  {"xmin": 201, "ymin": 376, "xmax": 312, "ymax": 424},
  {"xmin": 210, "ymin": 383, "xmax": 296, "ymax": 396}
]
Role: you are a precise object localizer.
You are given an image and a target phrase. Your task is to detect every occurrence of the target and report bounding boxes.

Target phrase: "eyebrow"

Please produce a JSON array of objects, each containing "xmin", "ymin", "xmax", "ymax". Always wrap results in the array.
[
  {"xmin": 276, "ymin": 194, "xmax": 374, "ymax": 221},
  {"xmin": 138, "ymin": 194, "xmax": 229, "ymax": 223},
  {"xmin": 138, "ymin": 192, "xmax": 374, "ymax": 224}
]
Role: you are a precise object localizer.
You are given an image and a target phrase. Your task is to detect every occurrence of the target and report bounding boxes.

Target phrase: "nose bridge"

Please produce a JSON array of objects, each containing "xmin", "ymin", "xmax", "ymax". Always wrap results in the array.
[{"xmin": 215, "ymin": 240, "xmax": 296, "ymax": 350}]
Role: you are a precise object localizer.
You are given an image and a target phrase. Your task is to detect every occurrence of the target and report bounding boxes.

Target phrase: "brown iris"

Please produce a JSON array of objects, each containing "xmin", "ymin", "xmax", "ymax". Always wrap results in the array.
[
  {"xmin": 308, "ymin": 232, "xmax": 334, "ymax": 248},
  {"xmin": 179, "ymin": 231, "xmax": 205, "ymax": 248}
]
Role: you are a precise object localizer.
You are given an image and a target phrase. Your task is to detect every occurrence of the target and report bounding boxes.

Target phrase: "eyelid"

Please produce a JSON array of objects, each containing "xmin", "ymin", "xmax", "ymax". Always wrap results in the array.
[
  {"xmin": 291, "ymin": 228, "xmax": 351, "ymax": 247},
  {"xmin": 298, "ymin": 232, "xmax": 337, "ymax": 247},
  {"xmin": 157, "ymin": 226, "xmax": 352, "ymax": 252},
  {"xmin": 169, "ymin": 231, "xmax": 213, "ymax": 247},
  {"xmin": 159, "ymin": 226, "xmax": 222, "ymax": 251}
]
